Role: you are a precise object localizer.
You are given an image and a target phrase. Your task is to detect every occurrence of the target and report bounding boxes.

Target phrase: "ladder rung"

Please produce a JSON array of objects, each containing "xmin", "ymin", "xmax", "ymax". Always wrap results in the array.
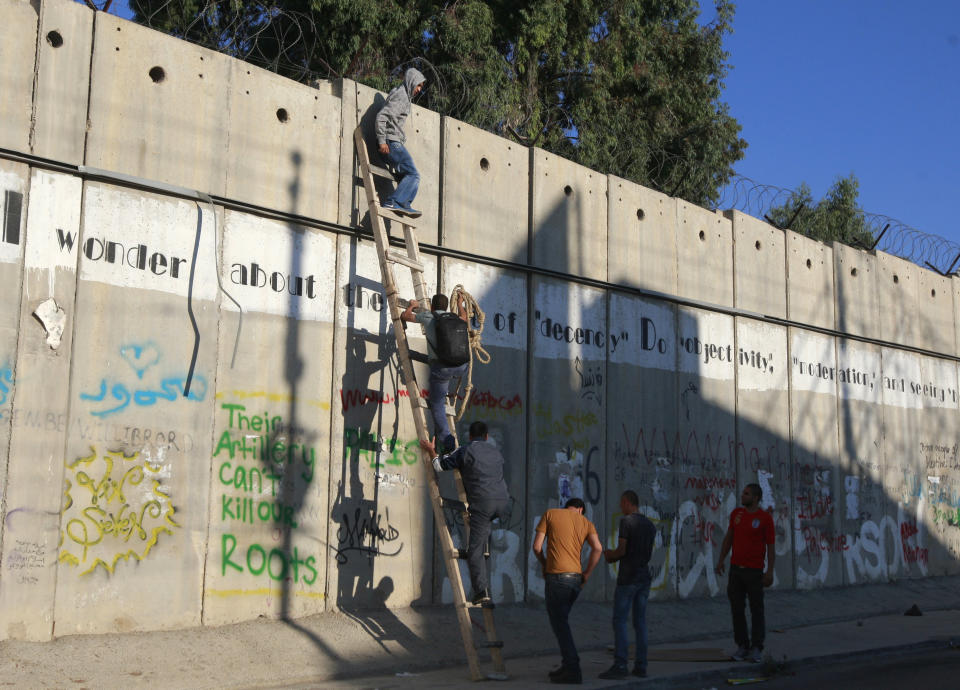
[
  {"xmin": 375, "ymin": 205, "xmax": 419, "ymax": 228},
  {"xmin": 477, "ymin": 640, "xmax": 504, "ymax": 649},
  {"xmin": 466, "ymin": 600, "xmax": 496, "ymax": 610},
  {"xmin": 368, "ymin": 164, "xmax": 396, "ymax": 180},
  {"xmin": 384, "ymin": 250, "xmax": 424, "ymax": 272}
]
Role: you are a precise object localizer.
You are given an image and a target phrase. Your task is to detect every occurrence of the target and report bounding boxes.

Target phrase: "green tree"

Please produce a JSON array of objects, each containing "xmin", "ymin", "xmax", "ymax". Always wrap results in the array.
[
  {"xmin": 766, "ymin": 174, "xmax": 874, "ymax": 247},
  {"xmin": 131, "ymin": 0, "xmax": 745, "ymax": 205}
]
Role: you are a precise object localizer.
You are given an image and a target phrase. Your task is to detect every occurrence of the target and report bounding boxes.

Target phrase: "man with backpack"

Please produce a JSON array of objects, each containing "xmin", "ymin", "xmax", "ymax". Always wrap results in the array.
[{"xmin": 401, "ymin": 293, "xmax": 470, "ymax": 453}]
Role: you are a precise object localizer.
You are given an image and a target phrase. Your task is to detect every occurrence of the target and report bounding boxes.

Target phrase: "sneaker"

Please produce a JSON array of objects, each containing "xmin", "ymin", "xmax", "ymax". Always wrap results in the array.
[
  {"xmin": 548, "ymin": 666, "xmax": 566, "ymax": 679},
  {"xmin": 598, "ymin": 664, "xmax": 629, "ymax": 680},
  {"xmin": 471, "ymin": 589, "xmax": 491, "ymax": 605},
  {"xmin": 730, "ymin": 646, "xmax": 749, "ymax": 661},
  {"xmin": 748, "ymin": 646, "xmax": 763, "ymax": 663},
  {"xmin": 381, "ymin": 200, "xmax": 403, "ymax": 213},
  {"xmin": 550, "ymin": 667, "xmax": 582, "ymax": 684},
  {"xmin": 632, "ymin": 665, "xmax": 647, "ymax": 677},
  {"xmin": 399, "ymin": 205, "xmax": 422, "ymax": 218}
]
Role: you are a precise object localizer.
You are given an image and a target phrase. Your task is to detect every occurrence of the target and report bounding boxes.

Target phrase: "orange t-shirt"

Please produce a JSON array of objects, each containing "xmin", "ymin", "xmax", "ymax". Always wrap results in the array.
[{"xmin": 536, "ymin": 508, "xmax": 597, "ymax": 574}]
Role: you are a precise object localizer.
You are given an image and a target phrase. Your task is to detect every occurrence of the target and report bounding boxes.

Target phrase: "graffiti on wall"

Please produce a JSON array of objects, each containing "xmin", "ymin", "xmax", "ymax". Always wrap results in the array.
[
  {"xmin": 79, "ymin": 343, "xmax": 207, "ymax": 418},
  {"xmin": 59, "ymin": 447, "xmax": 179, "ymax": 575},
  {"xmin": 213, "ymin": 401, "xmax": 325, "ymax": 584},
  {"xmin": 0, "ymin": 362, "xmax": 13, "ymax": 419}
]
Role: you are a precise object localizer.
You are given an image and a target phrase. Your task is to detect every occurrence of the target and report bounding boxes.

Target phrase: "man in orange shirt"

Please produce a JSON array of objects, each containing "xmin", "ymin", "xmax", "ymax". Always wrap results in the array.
[
  {"xmin": 532, "ymin": 498, "xmax": 603, "ymax": 685},
  {"xmin": 715, "ymin": 483, "xmax": 776, "ymax": 664}
]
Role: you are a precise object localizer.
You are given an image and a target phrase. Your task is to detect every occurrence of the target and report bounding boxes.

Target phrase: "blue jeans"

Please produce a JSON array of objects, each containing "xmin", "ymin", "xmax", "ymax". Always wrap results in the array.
[
  {"xmin": 384, "ymin": 141, "xmax": 419, "ymax": 209},
  {"xmin": 613, "ymin": 579, "xmax": 651, "ymax": 670},
  {"xmin": 428, "ymin": 362, "xmax": 467, "ymax": 451},
  {"xmin": 545, "ymin": 572, "xmax": 583, "ymax": 672}
]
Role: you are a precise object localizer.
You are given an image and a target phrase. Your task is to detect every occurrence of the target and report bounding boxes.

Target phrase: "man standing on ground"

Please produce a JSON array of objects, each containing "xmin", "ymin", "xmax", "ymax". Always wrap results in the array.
[
  {"xmin": 715, "ymin": 483, "xmax": 776, "ymax": 664},
  {"xmin": 533, "ymin": 498, "xmax": 603, "ymax": 685},
  {"xmin": 402, "ymin": 293, "xmax": 468, "ymax": 453},
  {"xmin": 599, "ymin": 490, "xmax": 657, "ymax": 680},
  {"xmin": 375, "ymin": 67, "xmax": 426, "ymax": 217},
  {"xmin": 420, "ymin": 421, "xmax": 509, "ymax": 605}
]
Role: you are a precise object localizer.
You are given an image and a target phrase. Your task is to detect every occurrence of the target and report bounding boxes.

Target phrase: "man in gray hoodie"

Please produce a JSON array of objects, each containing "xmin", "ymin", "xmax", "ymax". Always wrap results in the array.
[{"xmin": 375, "ymin": 67, "xmax": 426, "ymax": 218}]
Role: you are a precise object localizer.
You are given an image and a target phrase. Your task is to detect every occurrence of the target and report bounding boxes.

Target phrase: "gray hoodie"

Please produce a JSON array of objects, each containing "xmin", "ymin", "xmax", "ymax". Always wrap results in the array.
[{"xmin": 375, "ymin": 67, "xmax": 426, "ymax": 146}]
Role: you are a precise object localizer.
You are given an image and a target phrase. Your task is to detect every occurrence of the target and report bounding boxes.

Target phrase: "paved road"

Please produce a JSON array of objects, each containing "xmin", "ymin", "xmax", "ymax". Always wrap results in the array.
[{"xmin": 754, "ymin": 645, "xmax": 960, "ymax": 690}]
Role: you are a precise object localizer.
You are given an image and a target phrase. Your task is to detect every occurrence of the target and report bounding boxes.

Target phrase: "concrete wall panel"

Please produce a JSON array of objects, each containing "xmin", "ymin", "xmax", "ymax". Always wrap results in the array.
[
  {"xmin": 51, "ymin": 183, "xmax": 219, "ymax": 635},
  {"xmin": 530, "ymin": 151, "xmax": 607, "ymax": 282},
  {"xmin": 347, "ymin": 82, "xmax": 440, "ymax": 246},
  {"xmin": 676, "ymin": 202, "xmax": 732, "ymax": 307},
  {"xmin": 735, "ymin": 318, "xmax": 792, "ymax": 588},
  {"xmin": 202, "ymin": 211, "xmax": 335, "ymax": 624},
  {"xmin": 729, "ymin": 211, "xmax": 786, "ymax": 318},
  {"xmin": 876, "ymin": 252, "xmax": 919, "ymax": 348},
  {"xmin": 786, "ymin": 231, "xmax": 834, "ymax": 330},
  {"xmin": 0, "ymin": 0, "xmax": 37, "ymax": 154},
  {"xmin": 607, "ymin": 177, "xmax": 678, "ymax": 296},
  {"xmin": 528, "ymin": 279, "xmax": 607, "ymax": 600},
  {"xmin": 607, "ymin": 294, "xmax": 677, "ymax": 600},
  {"xmin": 441, "ymin": 119, "xmax": 528, "ymax": 262},
  {"xmin": 328, "ymin": 236, "xmax": 435, "ymax": 608},
  {"xmin": 834, "ymin": 340, "xmax": 886, "ymax": 585},
  {"xmin": 832, "ymin": 243, "xmax": 879, "ymax": 340},
  {"xmin": 437, "ymin": 260, "xmax": 528, "ymax": 604},
  {"xmin": 0, "ymin": 170, "xmax": 78, "ymax": 641},
  {"xmin": 789, "ymin": 329, "xmax": 842, "ymax": 588},
  {"xmin": 86, "ymin": 13, "xmax": 230, "ymax": 195},
  {"xmin": 675, "ymin": 307, "xmax": 736, "ymax": 599},
  {"xmin": 917, "ymin": 269, "xmax": 955, "ymax": 355},
  {"xmin": 918, "ymin": 355, "xmax": 959, "ymax": 575},
  {"xmin": 880, "ymin": 348, "xmax": 924, "ymax": 581},
  {"xmin": 33, "ymin": 0, "xmax": 93, "ymax": 164},
  {"xmin": 225, "ymin": 69, "xmax": 340, "ymax": 223}
]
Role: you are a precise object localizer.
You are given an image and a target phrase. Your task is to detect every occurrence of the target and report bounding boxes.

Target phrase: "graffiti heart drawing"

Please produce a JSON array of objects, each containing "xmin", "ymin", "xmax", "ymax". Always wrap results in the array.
[{"xmin": 120, "ymin": 343, "xmax": 161, "ymax": 379}]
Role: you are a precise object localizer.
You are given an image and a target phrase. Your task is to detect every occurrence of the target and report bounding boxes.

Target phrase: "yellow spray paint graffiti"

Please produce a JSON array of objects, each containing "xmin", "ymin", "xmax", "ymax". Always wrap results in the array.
[{"xmin": 59, "ymin": 447, "xmax": 179, "ymax": 575}]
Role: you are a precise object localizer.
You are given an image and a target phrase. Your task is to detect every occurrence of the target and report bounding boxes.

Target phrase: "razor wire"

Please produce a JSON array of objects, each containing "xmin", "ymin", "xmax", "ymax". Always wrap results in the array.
[{"xmin": 85, "ymin": 0, "xmax": 960, "ymax": 275}]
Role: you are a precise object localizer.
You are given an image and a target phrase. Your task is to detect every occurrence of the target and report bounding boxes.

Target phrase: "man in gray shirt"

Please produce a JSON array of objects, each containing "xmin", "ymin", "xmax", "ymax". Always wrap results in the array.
[
  {"xmin": 421, "ymin": 421, "xmax": 510, "ymax": 604},
  {"xmin": 601, "ymin": 489, "xmax": 656, "ymax": 679}
]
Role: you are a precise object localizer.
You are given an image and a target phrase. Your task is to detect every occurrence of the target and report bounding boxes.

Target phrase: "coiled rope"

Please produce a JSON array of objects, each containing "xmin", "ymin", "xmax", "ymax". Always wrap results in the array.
[{"xmin": 449, "ymin": 284, "xmax": 490, "ymax": 421}]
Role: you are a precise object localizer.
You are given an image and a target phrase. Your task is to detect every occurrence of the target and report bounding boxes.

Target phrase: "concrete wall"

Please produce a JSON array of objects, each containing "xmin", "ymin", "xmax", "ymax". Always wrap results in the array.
[{"xmin": 0, "ymin": 0, "xmax": 959, "ymax": 641}]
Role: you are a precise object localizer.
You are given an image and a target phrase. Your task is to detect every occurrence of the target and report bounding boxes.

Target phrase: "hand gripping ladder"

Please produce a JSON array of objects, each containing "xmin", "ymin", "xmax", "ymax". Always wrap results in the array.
[{"xmin": 353, "ymin": 127, "xmax": 506, "ymax": 681}]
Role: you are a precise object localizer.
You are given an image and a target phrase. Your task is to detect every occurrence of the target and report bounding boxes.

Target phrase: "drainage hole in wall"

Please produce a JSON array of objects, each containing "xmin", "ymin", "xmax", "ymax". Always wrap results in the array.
[
  {"xmin": 276, "ymin": 108, "xmax": 290, "ymax": 123},
  {"xmin": 149, "ymin": 66, "xmax": 166, "ymax": 83},
  {"xmin": 480, "ymin": 157, "xmax": 490, "ymax": 171},
  {"xmin": 637, "ymin": 208, "xmax": 645, "ymax": 221},
  {"xmin": 931, "ymin": 288, "xmax": 936, "ymax": 298},
  {"xmin": 851, "ymin": 267, "xmax": 858, "ymax": 277},
  {"xmin": 46, "ymin": 31, "xmax": 63, "ymax": 48},
  {"xmin": 564, "ymin": 185, "xmax": 573, "ymax": 196},
  {"xmin": 893, "ymin": 274, "xmax": 899, "ymax": 284},
  {"xmin": 755, "ymin": 240, "xmax": 762, "ymax": 250},
  {"xmin": 698, "ymin": 230, "xmax": 705, "ymax": 241},
  {"xmin": 806, "ymin": 258, "xmax": 812, "ymax": 269}
]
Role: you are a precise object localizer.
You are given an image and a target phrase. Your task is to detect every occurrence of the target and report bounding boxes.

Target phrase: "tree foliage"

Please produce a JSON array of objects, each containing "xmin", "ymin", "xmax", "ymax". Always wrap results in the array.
[
  {"xmin": 766, "ymin": 174, "xmax": 874, "ymax": 247},
  {"xmin": 132, "ymin": 0, "xmax": 746, "ymax": 205}
]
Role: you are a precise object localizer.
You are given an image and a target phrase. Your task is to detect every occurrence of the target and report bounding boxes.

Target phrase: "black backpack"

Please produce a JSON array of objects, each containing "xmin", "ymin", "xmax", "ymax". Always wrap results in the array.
[{"xmin": 433, "ymin": 312, "xmax": 470, "ymax": 366}]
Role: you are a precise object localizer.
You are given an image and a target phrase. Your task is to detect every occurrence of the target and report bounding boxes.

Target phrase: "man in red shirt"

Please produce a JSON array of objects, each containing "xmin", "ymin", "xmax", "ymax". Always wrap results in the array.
[{"xmin": 715, "ymin": 483, "xmax": 775, "ymax": 664}]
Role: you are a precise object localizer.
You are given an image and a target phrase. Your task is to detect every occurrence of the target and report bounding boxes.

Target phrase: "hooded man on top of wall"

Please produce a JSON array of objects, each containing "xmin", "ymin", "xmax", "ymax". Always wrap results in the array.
[{"xmin": 375, "ymin": 67, "xmax": 426, "ymax": 218}]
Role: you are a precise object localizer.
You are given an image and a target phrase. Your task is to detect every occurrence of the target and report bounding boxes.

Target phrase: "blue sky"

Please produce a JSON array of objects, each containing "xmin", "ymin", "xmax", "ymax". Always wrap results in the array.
[{"xmin": 703, "ymin": 0, "xmax": 960, "ymax": 248}]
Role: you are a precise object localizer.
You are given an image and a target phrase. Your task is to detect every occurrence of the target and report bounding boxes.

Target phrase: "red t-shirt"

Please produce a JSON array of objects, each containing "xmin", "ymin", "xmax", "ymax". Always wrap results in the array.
[{"xmin": 729, "ymin": 507, "xmax": 775, "ymax": 569}]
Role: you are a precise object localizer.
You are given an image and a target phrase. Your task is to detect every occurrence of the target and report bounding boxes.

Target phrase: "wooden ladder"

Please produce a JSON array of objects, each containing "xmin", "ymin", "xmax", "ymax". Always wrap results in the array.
[{"xmin": 353, "ymin": 126, "xmax": 506, "ymax": 681}]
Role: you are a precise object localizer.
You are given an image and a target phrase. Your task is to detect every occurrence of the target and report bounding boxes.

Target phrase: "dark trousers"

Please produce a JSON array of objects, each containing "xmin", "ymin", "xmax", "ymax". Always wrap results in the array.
[
  {"xmin": 545, "ymin": 572, "xmax": 583, "ymax": 671},
  {"xmin": 466, "ymin": 498, "xmax": 509, "ymax": 593},
  {"xmin": 727, "ymin": 565, "xmax": 765, "ymax": 649}
]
